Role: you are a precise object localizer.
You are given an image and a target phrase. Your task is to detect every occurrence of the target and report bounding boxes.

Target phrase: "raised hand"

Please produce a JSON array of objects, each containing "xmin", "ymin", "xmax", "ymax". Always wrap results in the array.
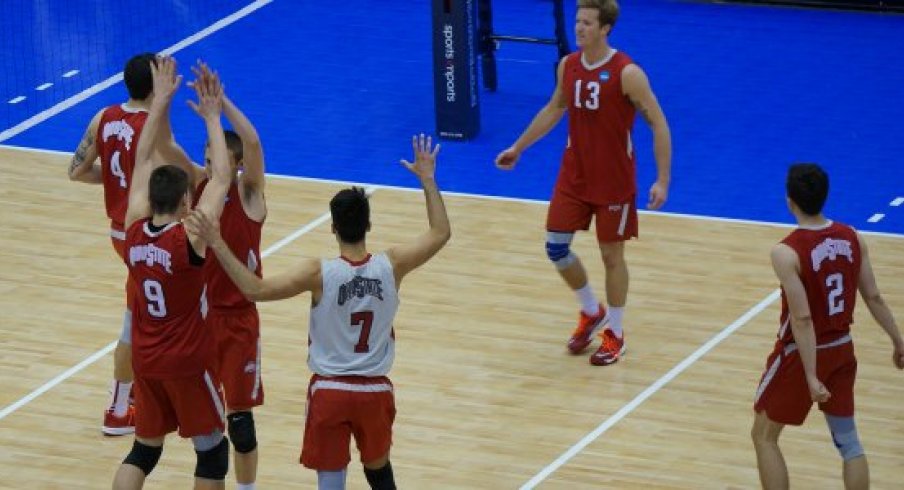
[
  {"xmin": 400, "ymin": 133, "xmax": 440, "ymax": 181},
  {"xmin": 151, "ymin": 56, "xmax": 182, "ymax": 102},
  {"xmin": 186, "ymin": 60, "xmax": 223, "ymax": 120}
]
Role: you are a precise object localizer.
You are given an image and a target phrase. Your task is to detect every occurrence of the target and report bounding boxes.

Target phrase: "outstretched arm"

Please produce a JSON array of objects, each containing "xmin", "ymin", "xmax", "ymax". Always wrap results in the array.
[
  {"xmin": 124, "ymin": 56, "xmax": 182, "ymax": 229},
  {"xmin": 771, "ymin": 243, "xmax": 830, "ymax": 403},
  {"xmin": 387, "ymin": 134, "xmax": 451, "ymax": 285},
  {"xmin": 68, "ymin": 109, "xmax": 104, "ymax": 184},
  {"xmin": 185, "ymin": 210, "xmax": 320, "ymax": 301},
  {"xmin": 623, "ymin": 64, "xmax": 671, "ymax": 210},
  {"xmin": 856, "ymin": 233, "xmax": 904, "ymax": 369},
  {"xmin": 495, "ymin": 56, "xmax": 568, "ymax": 170}
]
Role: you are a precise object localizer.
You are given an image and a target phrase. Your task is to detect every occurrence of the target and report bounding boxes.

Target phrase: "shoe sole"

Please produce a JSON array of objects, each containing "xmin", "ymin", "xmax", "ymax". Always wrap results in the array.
[
  {"xmin": 567, "ymin": 311, "xmax": 611, "ymax": 354},
  {"xmin": 102, "ymin": 426, "xmax": 135, "ymax": 436},
  {"xmin": 590, "ymin": 344, "xmax": 627, "ymax": 366}
]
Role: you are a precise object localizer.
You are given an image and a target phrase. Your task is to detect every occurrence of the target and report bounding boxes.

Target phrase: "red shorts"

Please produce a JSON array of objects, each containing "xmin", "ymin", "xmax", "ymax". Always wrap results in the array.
[
  {"xmin": 209, "ymin": 307, "xmax": 264, "ymax": 410},
  {"xmin": 753, "ymin": 338, "xmax": 857, "ymax": 426},
  {"xmin": 134, "ymin": 370, "xmax": 226, "ymax": 439},
  {"xmin": 301, "ymin": 374, "xmax": 396, "ymax": 471},
  {"xmin": 546, "ymin": 188, "xmax": 638, "ymax": 242},
  {"xmin": 111, "ymin": 230, "xmax": 137, "ymax": 312}
]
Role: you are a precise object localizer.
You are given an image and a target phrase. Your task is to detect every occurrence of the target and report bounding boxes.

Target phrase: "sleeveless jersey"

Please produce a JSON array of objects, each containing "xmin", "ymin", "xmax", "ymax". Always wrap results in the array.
[
  {"xmin": 559, "ymin": 50, "xmax": 637, "ymax": 204},
  {"xmin": 125, "ymin": 219, "xmax": 213, "ymax": 379},
  {"xmin": 96, "ymin": 104, "xmax": 148, "ymax": 232},
  {"xmin": 196, "ymin": 179, "xmax": 263, "ymax": 311},
  {"xmin": 776, "ymin": 221, "xmax": 861, "ymax": 346},
  {"xmin": 308, "ymin": 254, "xmax": 399, "ymax": 376}
]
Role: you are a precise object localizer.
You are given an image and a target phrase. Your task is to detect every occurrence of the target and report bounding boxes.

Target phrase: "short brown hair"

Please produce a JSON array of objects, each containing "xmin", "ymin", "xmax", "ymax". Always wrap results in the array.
[{"xmin": 578, "ymin": 0, "xmax": 619, "ymax": 29}]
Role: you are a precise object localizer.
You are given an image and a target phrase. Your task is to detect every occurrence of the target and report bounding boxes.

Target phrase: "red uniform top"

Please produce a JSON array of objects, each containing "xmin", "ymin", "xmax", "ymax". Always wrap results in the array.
[
  {"xmin": 125, "ymin": 219, "xmax": 213, "ymax": 379},
  {"xmin": 559, "ymin": 50, "xmax": 637, "ymax": 204},
  {"xmin": 96, "ymin": 104, "xmax": 148, "ymax": 232},
  {"xmin": 776, "ymin": 221, "xmax": 861, "ymax": 346},
  {"xmin": 195, "ymin": 179, "xmax": 263, "ymax": 311}
]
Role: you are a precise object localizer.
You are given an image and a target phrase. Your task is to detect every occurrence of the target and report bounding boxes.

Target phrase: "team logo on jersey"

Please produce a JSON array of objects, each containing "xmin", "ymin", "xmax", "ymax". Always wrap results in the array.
[
  {"xmin": 338, "ymin": 276, "xmax": 384, "ymax": 305},
  {"xmin": 599, "ymin": 71, "xmax": 611, "ymax": 82},
  {"xmin": 811, "ymin": 238, "xmax": 854, "ymax": 272}
]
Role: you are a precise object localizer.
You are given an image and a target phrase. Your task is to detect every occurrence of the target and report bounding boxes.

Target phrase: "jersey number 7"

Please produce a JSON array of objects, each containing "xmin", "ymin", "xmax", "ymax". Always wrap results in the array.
[{"xmin": 350, "ymin": 311, "xmax": 374, "ymax": 353}]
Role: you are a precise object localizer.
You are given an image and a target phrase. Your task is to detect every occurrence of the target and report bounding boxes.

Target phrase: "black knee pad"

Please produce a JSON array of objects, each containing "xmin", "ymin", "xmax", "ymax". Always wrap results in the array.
[
  {"xmin": 364, "ymin": 461, "xmax": 396, "ymax": 490},
  {"xmin": 227, "ymin": 411, "xmax": 258, "ymax": 454},
  {"xmin": 123, "ymin": 440, "xmax": 163, "ymax": 476},
  {"xmin": 195, "ymin": 436, "xmax": 229, "ymax": 480}
]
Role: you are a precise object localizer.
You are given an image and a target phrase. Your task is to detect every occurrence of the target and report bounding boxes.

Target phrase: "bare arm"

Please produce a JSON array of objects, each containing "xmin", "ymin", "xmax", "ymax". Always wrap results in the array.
[
  {"xmin": 622, "ymin": 64, "xmax": 672, "ymax": 209},
  {"xmin": 185, "ymin": 210, "xmax": 320, "ymax": 301},
  {"xmin": 124, "ymin": 57, "xmax": 182, "ymax": 229},
  {"xmin": 222, "ymin": 95, "xmax": 265, "ymax": 192},
  {"xmin": 68, "ymin": 109, "xmax": 104, "ymax": 184},
  {"xmin": 387, "ymin": 135, "xmax": 451, "ymax": 285},
  {"xmin": 495, "ymin": 57, "xmax": 568, "ymax": 170},
  {"xmin": 856, "ymin": 233, "xmax": 904, "ymax": 368},
  {"xmin": 186, "ymin": 64, "xmax": 230, "ymax": 254},
  {"xmin": 771, "ymin": 244, "xmax": 830, "ymax": 402}
]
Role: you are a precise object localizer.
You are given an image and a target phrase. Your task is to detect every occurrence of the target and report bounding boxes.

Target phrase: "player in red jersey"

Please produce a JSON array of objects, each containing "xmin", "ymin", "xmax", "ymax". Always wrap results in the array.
[
  {"xmin": 68, "ymin": 53, "xmax": 193, "ymax": 434},
  {"xmin": 176, "ymin": 61, "xmax": 267, "ymax": 490},
  {"xmin": 495, "ymin": 0, "xmax": 672, "ymax": 366},
  {"xmin": 111, "ymin": 57, "xmax": 233, "ymax": 490},
  {"xmin": 751, "ymin": 163, "xmax": 904, "ymax": 490}
]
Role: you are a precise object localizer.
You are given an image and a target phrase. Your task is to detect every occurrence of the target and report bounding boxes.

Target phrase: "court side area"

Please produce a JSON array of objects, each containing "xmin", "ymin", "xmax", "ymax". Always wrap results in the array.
[{"xmin": 1, "ymin": 146, "xmax": 902, "ymax": 488}]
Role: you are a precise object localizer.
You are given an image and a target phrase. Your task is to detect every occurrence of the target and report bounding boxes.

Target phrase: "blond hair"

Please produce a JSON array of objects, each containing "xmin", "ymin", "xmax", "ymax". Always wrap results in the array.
[{"xmin": 577, "ymin": 0, "xmax": 619, "ymax": 29}]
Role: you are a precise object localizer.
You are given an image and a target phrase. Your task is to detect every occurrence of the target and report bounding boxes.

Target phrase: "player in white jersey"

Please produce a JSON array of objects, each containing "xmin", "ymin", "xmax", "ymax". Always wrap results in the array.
[{"xmin": 186, "ymin": 134, "xmax": 451, "ymax": 490}]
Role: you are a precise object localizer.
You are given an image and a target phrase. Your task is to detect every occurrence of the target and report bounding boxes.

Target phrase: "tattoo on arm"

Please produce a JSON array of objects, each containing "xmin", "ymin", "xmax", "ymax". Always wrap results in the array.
[{"xmin": 69, "ymin": 128, "xmax": 95, "ymax": 176}]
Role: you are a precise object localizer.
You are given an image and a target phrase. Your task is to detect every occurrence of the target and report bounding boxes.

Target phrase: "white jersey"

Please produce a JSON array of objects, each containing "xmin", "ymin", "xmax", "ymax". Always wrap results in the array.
[{"xmin": 308, "ymin": 253, "xmax": 399, "ymax": 376}]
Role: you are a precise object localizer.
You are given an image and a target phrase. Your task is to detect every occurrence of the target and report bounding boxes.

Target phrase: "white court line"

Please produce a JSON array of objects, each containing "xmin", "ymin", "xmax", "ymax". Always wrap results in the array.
[
  {"xmin": 891, "ymin": 197, "xmax": 904, "ymax": 207},
  {"xmin": 36, "ymin": 83, "xmax": 53, "ymax": 91},
  {"xmin": 0, "ymin": 0, "xmax": 273, "ymax": 143},
  {"xmin": 4, "ymin": 143, "xmax": 903, "ymax": 241},
  {"xmin": 0, "ymin": 342, "xmax": 117, "ymax": 421},
  {"xmin": 867, "ymin": 213, "xmax": 885, "ymax": 223},
  {"xmin": 0, "ymin": 192, "xmax": 351, "ymax": 422},
  {"xmin": 8, "ymin": 96, "xmax": 25, "ymax": 104},
  {"xmin": 520, "ymin": 288, "xmax": 782, "ymax": 489},
  {"xmin": 0, "ymin": 0, "xmax": 278, "ymax": 421},
  {"xmin": 62, "ymin": 70, "xmax": 79, "ymax": 78}
]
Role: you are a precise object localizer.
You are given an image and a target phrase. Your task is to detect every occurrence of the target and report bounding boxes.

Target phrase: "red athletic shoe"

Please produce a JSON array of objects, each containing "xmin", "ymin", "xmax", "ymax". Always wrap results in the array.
[
  {"xmin": 567, "ymin": 305, "xmax": 609, "ymax": 354},
  {"xmin": 102, "ymin": 405, "xmax": 135, "ymax": 436},
  {"xmin": 590, "ymin": 329, "xmax": 626, "ymax": 366}
]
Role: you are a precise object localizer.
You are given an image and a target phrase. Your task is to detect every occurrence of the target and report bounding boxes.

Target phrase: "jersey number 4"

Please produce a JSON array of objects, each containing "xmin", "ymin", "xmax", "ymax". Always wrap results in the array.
[
  {"xmin": 111, "ymin": 151, "xmax": 128, "ymax": 188},
  {"xmin": 350, "ymin": 311, "xmax": 374, "ymax": 353},
  {"xmin": 574, "ymin": 80, "xmax": 601, "ymax": 110}
]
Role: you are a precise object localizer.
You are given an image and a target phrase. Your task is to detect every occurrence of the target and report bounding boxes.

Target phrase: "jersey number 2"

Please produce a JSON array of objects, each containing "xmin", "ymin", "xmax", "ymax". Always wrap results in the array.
[
  {"xmin": 826, "ymin": 273, "xmax": 844, "ymax": 316},
  {"xmin": 350, "ymin": 311, "xmax": 374, "ymax": 353},
  {"xmin": 574, "ymin": 80, "xmax": 600, "ymax": 110},
  {"xmin": 143, "ymin": 279, "xmax": 168, "ymax": 318}
]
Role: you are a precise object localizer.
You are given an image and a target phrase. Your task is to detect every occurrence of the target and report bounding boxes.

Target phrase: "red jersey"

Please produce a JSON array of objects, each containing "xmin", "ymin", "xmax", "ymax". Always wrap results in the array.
[
  {"xmin": 195, "ymin": 179, "xmax": 263, "ymax": 311},
  {"xmin": 559, "ymin": 50, "xmax": 637, "ymax": 204},
  {"xmin": 96, "ymin": 104, "xmax": 148, "ymax": 232},
  {"xmin": 776, "ymin": 221, "xmax": 861, "ymax": 346},
  {"xmin": 125, "ymin": 219, "xmax": 214, "ymax": 379}
]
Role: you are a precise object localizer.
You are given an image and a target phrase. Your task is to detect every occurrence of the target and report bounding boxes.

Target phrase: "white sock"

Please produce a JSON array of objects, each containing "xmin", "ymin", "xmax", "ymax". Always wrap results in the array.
[
  {"xmin": 575, "ymin": 284, "xmax": 600, "ymax": 316},
  {"xmin": 608, "ymin": 306, "xmax": 625, "ymax": 337},
  {"xmin": 237, "ymin": 484, "xmax": 256, "ymax": 490},
  {"xmin": 111, "ymin": 380, "xmax": 132, "ymax": 417}
]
